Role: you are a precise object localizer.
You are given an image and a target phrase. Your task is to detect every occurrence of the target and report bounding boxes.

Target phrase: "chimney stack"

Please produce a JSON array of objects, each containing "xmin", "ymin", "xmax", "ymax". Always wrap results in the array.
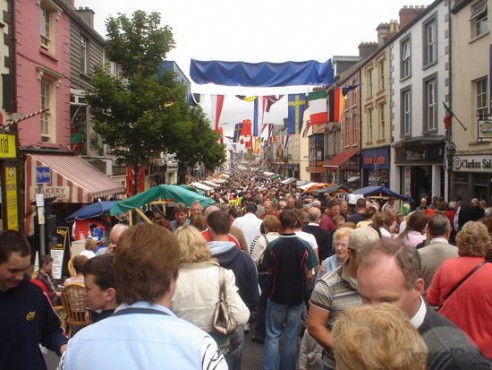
[
  {"xmin": 358, "ymin": 42, "xmax": 378, "ymax": 58},
  {"xmin": 399, "ymin": 5, "xmax": 426, "ymax": 30},
  {"xmin": 376, "ymin": 23, "xmax": 391, "ymax": 47},
  {"xmin": 76, "ymin": 7, "xmax": 95, "ymax": 28}
]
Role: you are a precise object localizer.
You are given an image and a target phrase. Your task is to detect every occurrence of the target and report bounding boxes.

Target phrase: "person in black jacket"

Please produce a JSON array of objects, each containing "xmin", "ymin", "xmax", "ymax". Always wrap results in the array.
[
  {"xmin": 303, "ymin": 207, "xmax": 333, "ymax": 262},
  {"xmin": 0, "ymin": 230, "xmax": 67, "ymax": 370},
  {"xmin": 207, "ymin": 210, "xmax": 259, "ymax": 370}
]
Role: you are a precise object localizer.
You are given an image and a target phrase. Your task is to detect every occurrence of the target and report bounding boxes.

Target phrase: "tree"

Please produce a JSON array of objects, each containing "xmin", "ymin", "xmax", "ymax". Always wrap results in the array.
[
  {"xmin": 172, "ymin": 106, "xmax": 226, "ymax": 183},
  {"xmin": 86, "ymin": 11, "xmax": 224, "ymax": 193}
]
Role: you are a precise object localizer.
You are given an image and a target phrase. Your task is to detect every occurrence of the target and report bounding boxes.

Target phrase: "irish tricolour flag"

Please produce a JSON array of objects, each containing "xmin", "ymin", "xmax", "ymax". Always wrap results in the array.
[{"xmin": 308, "ymin": 91, "xmax": 328, "ymax": 125}]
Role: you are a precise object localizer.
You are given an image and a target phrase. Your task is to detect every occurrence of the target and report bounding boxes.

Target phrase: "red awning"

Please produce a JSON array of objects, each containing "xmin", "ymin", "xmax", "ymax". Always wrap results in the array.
[
  {"xmin": 24, "ymin": 153, "xmax": 126, "ymax": 234},
  {"xmin": 323, "ymin": 149, "xmax": 359, "ymax": 169}
]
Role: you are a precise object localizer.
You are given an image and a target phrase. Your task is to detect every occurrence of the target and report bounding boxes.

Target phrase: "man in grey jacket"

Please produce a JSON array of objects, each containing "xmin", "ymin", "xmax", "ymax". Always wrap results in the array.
[{"xmin": 418, "ymin": 213, "xmax": 458, "ymax": 291}]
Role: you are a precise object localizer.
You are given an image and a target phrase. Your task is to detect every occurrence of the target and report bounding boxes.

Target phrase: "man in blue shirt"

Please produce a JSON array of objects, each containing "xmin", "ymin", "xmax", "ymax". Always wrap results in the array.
[{"xmin": 59, "ymin": 224, "xmax": 226, "ymax": 370}]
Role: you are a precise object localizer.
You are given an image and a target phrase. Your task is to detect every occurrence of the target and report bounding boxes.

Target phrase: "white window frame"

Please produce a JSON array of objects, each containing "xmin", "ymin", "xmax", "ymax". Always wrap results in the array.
[
  {"xmin": 423, "ymin": 17, "xmax": 437, "ymax": 67},
  {"xmin": 424, "ymin": 77, "xmax": 437, "ymax": 132},
  {"xmin": 378, "ymin": 60, "xmax": 385, "ymax": 91},
  {"xmin": 80, "ymin": 36, "xmax": 88, "ymax": 74},
  {"xmin": 41, "ymin": 78, "xmax": 53, "ymax": 142},
  {"xmin": 401, "ymin": 89, "xmax": 411, "ymax": 136},
  {"xmin": 38, "ymin": 0, "xmax": 61, "ymax": 53},
  {"xmin": 378, "ymin": 102, "xmax": 385, "ymax": 139},
  {"xmin": 476, "ymin": 77, "xmax": 488, "ymax": 117},
  {"xmin": 470, "ymin": 1, "xmax": 488, "ymax": 38},
  {"xmin": 367, "ymin": 69, "xmax": 373, "ymax": 98},
  {"xmin": 368, "ymin": 108, "xmax": 373, "ymax": 141}
]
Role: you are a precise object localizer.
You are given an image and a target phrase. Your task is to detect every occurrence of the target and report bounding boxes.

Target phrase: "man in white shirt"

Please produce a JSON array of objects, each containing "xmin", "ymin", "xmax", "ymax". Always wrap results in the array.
[{"xmin": 232, "ymin": 202, "xmax": 262, "ymax": 248}]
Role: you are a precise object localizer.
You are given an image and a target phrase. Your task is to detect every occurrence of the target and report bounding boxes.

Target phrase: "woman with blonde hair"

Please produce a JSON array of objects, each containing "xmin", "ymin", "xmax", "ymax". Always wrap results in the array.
[
  {"xmin": 426, "ymin": 221, "xmax": 492, "ymax": 359},
  {"xmin": 171, "ymin": 225, "xmax": 249, "ymax": 363},
  {"xmin": 331, "ymin": 303, "xmax": 427, "ymax": 370},
  {"xmin": 319, "ymin": 227, "xmax": 354, "ymax": 276}
]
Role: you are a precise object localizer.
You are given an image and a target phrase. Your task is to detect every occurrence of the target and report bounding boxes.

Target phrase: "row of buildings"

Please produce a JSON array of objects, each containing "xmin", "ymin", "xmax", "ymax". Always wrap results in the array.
[
  {"xmin": 0, "ymin": 0, "xmax": 188, "ymax": 235},
  {"xmin": 264, "ymin": 0, "xmax": 490, "ymax": 205}
]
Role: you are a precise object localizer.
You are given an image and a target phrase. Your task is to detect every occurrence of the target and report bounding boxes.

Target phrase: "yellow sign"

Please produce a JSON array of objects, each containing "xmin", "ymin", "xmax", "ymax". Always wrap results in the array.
[
  {"xmin": 5, "ymin": 165, "xmax": 19, "ymax": 230},
  {"xmin": 0, "ymin": 134, "xmax": 16, "ymax": 158}
]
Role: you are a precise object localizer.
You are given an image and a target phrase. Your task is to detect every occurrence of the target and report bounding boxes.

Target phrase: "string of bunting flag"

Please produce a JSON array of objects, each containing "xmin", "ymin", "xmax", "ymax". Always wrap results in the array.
[{"xmin": 206, "ymin": 84, "xmax": 361, "ymax": 154}]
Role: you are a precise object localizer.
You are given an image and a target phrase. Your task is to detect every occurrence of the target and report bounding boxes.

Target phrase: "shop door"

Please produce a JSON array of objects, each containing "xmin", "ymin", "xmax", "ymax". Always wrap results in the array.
[{"xmin": 411, "ymin": 166, "xmax": 431, "ymax": 202}]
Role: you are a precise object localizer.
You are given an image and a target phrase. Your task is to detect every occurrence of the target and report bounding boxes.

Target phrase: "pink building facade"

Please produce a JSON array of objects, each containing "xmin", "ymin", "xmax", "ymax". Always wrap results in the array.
[{"xmin": 15, "ymin": 0, "xmax": 71, "ymax": 148}]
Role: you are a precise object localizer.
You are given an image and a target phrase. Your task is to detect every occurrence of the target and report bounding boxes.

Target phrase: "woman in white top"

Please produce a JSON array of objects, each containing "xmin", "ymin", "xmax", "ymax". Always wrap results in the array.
[{"xmin": 171, "ymin": 225, "xmax": 249, "ymax": 349}]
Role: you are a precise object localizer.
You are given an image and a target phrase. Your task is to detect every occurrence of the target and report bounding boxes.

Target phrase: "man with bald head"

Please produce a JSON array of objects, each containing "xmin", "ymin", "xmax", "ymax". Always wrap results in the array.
[
  {"xmin": 356, "ymin": 238, "xmax": 489, "ymax": 369},
  {"xmin": 97, "ymin": 224, "xmax": 129, "ymax": 255},
  {"xmin": 303, "ymin": 207, "xmax": 333, "ymax": 262}
]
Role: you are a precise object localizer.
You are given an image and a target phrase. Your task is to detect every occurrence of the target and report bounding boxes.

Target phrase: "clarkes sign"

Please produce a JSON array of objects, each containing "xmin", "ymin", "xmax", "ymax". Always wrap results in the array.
[{"xmin": 453, "ymin": 155, "xmax": 492, "ymax": 173}]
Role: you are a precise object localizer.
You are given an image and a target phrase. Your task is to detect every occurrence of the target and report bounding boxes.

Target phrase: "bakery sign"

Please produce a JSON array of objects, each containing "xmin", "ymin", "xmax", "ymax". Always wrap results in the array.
[{"xmin": 453, "ymin": 155, "xmax": 492, "ymax": 173}]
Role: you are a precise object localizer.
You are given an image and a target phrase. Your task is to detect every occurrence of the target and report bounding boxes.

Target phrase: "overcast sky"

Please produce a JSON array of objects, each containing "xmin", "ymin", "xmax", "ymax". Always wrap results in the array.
[{"xmin": 77, "ymin": 0, "xmax": 432, "ymax": 135}]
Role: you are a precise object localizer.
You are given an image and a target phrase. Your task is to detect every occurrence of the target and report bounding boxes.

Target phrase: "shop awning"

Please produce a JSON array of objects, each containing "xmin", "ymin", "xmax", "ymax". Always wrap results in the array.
[
  {"xmin": 323, "ymin": 149, "xmax": 359, "ymax": 169},
  {"xmin": 202, "ymin": 180, "xmax": 221, "ymax": 188},
  {"xmin": 190, "ymin": 182, "xmax": 214, "ymax": 192},
  {"xmin": 281, "ymin": 177, "xmax": 297, "ymax": 185},
  {"xmin": 25, "ymin": 153, "xmax": 126, "ymax": 204}
]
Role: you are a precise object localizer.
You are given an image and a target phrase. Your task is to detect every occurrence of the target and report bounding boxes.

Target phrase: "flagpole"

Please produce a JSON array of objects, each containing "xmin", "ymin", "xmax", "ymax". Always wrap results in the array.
[{"xmin": 453, "ymin": 115, "xmax": 467, "ymax": 131}]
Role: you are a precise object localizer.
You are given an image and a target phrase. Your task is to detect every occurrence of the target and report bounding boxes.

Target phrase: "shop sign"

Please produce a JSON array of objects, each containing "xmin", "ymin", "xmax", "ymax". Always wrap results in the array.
[
  {"xmin": 361, "ymin": 148, "xmax": 390, "ymax": 170},
  {"xmin": 5, "ymin": 166, "xmax": 18, "ymax": 230},
  {"xmin": 453, "ymin": 155, "xmax": 492, "ymax": 173},
  {"xmin": 395, "ymin": 143, "xmax": 444, "ymax": 165},
  {"xmin": 30, "ymin": 186, "xmax": 69, "ymax": 201},
  {"xmin": 0, "ymin": 134, "xmax": 16, "ymax": 158}
]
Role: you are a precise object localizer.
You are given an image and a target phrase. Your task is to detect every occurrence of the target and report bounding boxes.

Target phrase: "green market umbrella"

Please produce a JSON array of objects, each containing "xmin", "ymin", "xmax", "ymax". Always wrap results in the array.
[{"xmin": 110, "ymin": 184, "xmax": 215, "ymax": 215}]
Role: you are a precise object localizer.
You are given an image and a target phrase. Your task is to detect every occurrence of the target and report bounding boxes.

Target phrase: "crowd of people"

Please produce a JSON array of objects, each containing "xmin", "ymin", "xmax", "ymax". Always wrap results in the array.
[{"xmin": 1, "ymin": 170, "xmax": 492, "ymax": 369}]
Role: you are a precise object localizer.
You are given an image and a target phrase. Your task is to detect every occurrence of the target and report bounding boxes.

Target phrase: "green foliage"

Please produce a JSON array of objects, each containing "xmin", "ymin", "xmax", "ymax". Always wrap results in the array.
[{"xmin": 87, "ymin": 10, "xmax": 225, "ymax": 181}]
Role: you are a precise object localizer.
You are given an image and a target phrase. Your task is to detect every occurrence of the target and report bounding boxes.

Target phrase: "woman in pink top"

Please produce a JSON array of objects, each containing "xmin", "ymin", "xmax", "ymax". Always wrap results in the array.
[
  {"xmin": 397, "ymin": 211, "xmax": 428, "ymax": 248},
  {"xmin": 426, "ymin": 221, "xmax": 492, "ymax": 359}
]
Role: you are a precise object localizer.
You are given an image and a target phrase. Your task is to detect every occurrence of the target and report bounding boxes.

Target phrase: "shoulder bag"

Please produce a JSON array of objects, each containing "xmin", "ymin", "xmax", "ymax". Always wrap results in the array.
[
  {"xmin": 211, "ymin": 267, "xmax": 236, "ymax": 335},
  {"xmin": 437, "ymin": 261, "xmax": 486, "ymax": 311}
]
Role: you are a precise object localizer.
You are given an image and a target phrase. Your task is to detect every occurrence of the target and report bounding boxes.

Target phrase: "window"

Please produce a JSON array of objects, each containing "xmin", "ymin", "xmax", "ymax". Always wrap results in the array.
[
  {"xmin": 400, "ymin": 38, "xmax": 411, "ymax": 79},
  {"xmin": 476, "ymin": 77, "xmax": 488, "ymax": 118},
  {"xmin": 39, "ymin": 0, "xmax": 60, "ymax": 52},
  {"xmin": 80, "ymin": 36, "xmax": 88, "ymax": 74},
  {"xmin": 40, "ymin": 78, "xmax": 54, "ymax": 143},
  {"xmin": 378, "ymin": 102, "xmax": 385, "ymax": 139},
  {"xmin": 40, "ymin": 7, "xmax": 51, "ymax": 49},
  {"xmin": 423, "ymin": 17, "xmax": 437, "ymax": 67},
  {"xmin": 367, "ymin": 69, "xmax": 373, "ymax": 97},
  {"xmin": 424, "ymin": 77, "xmax": 437, "ymax": 132},
  {"xmin": 378, "ymin": 60, "xmax": 385, "ymax": 91},
  {"xmin": 470, "ymin": 1, "xmax": 488, "ymax": 38},
  {"xmin": 368, "ymin": 108, "xmax": 373, "ymax": 141},
  {"xmin": 401, "ymin": 89, "xmax": 411, "ymax": 136}
]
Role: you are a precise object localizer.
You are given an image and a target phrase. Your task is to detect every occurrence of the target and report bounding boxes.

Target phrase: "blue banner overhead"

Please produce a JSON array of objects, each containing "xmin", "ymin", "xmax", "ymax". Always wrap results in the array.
[{"xmin": 190, "ymin": 59, "xmax": 334, "ymax": 87}]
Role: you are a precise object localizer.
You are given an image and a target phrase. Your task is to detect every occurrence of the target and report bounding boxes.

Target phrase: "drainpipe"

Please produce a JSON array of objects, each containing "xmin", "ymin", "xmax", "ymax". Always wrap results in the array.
[{"xmin": 445, "ymin": 0, "xmax": 452, "ymax": 202}]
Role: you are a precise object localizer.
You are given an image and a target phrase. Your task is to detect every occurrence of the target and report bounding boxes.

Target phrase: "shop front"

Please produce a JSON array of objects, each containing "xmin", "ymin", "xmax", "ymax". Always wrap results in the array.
[
  {"xmin": 360, "ymin": 147, "xmax": 390, "ymax": 187},
  {"xmin": 24, "ymin": 152, "xmax": 126, "ymax": 235},
  {"xmin": 394, "ymin": 139, "xmax": 445, "ymax": 204},
  {"xmin": 451, "ymin": 154, "xmax": 492, "ymax": 204},
  {"xmin": 323, "ymin": 149, "xmax": 359, "ymax": 185}
]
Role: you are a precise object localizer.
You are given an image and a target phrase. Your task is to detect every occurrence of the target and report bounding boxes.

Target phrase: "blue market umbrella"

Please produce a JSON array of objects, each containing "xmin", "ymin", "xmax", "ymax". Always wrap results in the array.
[{"xmin": 66, "ymin": 201, "xmax": 118, "ymax": 222}]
